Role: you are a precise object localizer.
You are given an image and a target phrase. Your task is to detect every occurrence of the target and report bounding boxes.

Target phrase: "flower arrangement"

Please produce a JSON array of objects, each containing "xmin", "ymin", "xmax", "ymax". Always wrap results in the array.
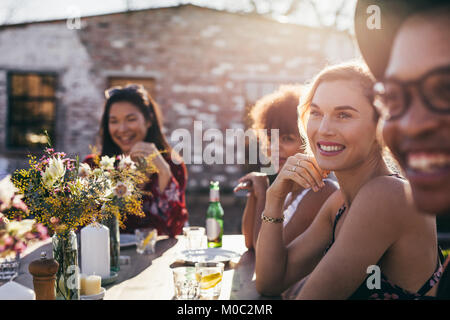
[
  {"xmin": 0, "ymin": 175, "xmax": 48, "ymax": 258},
  {"xmin": 6, "ymin": 147, "xmax": 157, "ymax": 235},
  {"xmin": 85, "ymin": 151, "xmax": 158, "ymax": 229},
  {"xmin": 3, "ymin": 145, "xmax": 157, "ymax": 299},
  {"xmin": 5, "ymin": 148, "xmax": 109, "ymax": 236}
]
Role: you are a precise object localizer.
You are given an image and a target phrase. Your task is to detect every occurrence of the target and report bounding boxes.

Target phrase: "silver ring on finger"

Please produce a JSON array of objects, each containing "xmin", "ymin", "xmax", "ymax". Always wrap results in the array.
[
  {"xmin": 291, "ymin": 166, "xmax": 297, "ymax": 173},
  {"xmin": 296, "ymin": 159, "xmax": 302, "ymax": 167}
]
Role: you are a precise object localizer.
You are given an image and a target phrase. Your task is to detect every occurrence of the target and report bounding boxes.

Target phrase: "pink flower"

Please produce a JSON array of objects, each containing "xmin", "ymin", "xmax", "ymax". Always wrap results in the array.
[
  {"xmin": 24, "ymin": 232, "xmax": 35, "ymax": 240},
  {"xmin": 50, "ymin": 217, "xmax": 60, "ymax": 225},
  {"xmin": 3, "ymin": 235, "xmax": 13, "ymax": 246},
  {"xmin": 34, "ymin": 223, "xmax": 48, "ymax": 239},
  {"xmin": 113, "ymin": 182, "xmax": 131, "ymax": 198},
  {"xmin": 11, "ymin": 196, "xmax": 29, "ymax": 214},
  {"xmin": 14, "ymin": 241, "xmax": 26, "ymax": 253}
]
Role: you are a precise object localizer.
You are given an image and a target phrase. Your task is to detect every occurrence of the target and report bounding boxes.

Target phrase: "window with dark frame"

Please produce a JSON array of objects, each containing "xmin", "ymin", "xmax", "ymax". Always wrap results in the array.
[{"xmin": 7, "ymin": 72, "xmax": 57, "ymax": 150}]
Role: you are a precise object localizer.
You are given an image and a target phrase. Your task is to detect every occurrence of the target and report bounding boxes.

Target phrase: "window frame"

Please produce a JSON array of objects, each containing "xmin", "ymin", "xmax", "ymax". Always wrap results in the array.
[{"xmin": 6, "ymin": 70, "xmax": 59, "ymax": 152}]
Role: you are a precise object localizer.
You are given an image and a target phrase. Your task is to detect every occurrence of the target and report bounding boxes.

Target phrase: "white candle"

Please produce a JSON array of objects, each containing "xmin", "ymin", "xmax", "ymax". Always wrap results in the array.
[
  {"xmin": 83, "ymin": 275, "xmax": 101, "ymax": 296},
  {"xmin": 0, "ymin": 281, "xmax": 35, "ymax": 300},
  {"xmin": 80, "ymin": 274, "xmax": 87, "ymax": 295},
  {"xmin": 81, "ymin": 223, "xmax": 110, "ymax": 278}
]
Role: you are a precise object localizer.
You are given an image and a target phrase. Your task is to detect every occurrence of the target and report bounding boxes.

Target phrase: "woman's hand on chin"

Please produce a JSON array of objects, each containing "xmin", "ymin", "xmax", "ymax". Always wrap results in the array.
[
  {"xmin": 267, "ymin": 153, "xmax": 327, "ymax": 201},
  {"xmin": 130, "ymin": 142, "xmax": 171, "ymax": 176}
]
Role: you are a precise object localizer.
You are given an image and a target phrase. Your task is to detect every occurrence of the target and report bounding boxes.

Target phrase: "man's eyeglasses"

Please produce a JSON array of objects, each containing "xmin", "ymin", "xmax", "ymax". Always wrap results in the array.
[
  {"xmin": 104, "ymin": 84, "xmax": 145, "ymax": 99},
  {"xmin": 373, "ymin": 65, "xmax": 450, "ymax": 121}
]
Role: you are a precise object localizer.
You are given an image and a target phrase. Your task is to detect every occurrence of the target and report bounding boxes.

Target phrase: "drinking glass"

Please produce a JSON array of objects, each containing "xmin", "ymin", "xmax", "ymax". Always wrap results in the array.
[
  {"xmin": 172, "ymin": 267, "xmax": 200, "ymax": 300},
  {"xmin": 183, "ymin": 226, "xmax": 206, "ymax": 250},
  {"xmin": 135, "ymin": 228, "xmax": 157, "ymax": 254},
  {"xmin": 195, "ymin": 262, "xmax": 224, "ymax": 300}
]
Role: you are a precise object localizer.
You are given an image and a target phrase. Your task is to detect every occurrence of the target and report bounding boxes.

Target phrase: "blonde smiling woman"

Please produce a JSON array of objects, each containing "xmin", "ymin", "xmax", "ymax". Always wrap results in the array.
[{"xmin": 255, "ymin": 62, "xmax": 443, "ymax": 300}]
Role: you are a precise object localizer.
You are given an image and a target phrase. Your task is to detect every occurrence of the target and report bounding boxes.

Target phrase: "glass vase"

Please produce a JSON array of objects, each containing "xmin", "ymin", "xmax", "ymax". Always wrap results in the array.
[
  {"xmin": 103, "ymin": 215, "xmax": 120, "ymax": 272},
  {"xmin": 52, "ymin": 230, "xmax": 80, "ymax": 300},
  {"xmin": 0, "ymin": 252, "xmax": 20, "ymax": 281}
]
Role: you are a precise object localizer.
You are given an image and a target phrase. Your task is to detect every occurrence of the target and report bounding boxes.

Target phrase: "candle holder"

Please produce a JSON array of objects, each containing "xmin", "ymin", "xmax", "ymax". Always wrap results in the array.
[{"xmin": 52, "ymin": 231, "xmax": 80, "ymax": 300}]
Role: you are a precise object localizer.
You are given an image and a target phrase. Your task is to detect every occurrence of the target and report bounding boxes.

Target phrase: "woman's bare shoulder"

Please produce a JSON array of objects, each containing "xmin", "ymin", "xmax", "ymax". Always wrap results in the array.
[
  {"xmin": 357, "ymin": 175, "xmax": 408, "ymax": 205},
  {"xmin": 352, "ymin": 175, "xmax": 424, "ymax": 224}
]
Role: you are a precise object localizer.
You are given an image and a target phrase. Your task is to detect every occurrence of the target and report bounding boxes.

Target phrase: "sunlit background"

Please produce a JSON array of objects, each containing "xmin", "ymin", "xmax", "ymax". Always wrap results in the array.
[
  {"xmin": 0, "ymin": 0, "xmax": 359, "ymax": 232},
  {"xmin": 0, "ymin": 0, "xmax": 357, "ymax": 31}
]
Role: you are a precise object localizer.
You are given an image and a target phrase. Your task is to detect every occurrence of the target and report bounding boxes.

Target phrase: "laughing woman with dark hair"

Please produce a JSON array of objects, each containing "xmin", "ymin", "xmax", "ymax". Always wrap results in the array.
[
  {"xmin": 354, "ymin": 0, "xmax": 450, "ymax": 298},
  {"xmin": 84, "ymin": 84, "xmax": 188, "ymax": 237}
]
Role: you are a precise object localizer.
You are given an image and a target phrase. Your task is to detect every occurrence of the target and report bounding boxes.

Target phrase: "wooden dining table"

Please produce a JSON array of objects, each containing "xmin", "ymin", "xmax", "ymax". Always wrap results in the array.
[{"xmin": 11, "ymin": 234, "xmax": 279, "ymax": 300}]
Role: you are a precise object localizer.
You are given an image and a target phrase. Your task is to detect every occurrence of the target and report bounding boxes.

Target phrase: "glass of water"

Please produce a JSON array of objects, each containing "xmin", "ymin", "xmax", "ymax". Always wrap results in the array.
[
  {"xmin": 172, "ymin": 266, "xmax": 200, "ymax": 300},
  {"xmin": 195, "ymin": 262, "xmax": 224, "ymax": 300},
  {"xmin": 183, "ymin": 226, "xmax": 206, "ymax": 250},
  {"xmin": 135, "ymin": 228, "xmax": 157, "ymax": 254}
]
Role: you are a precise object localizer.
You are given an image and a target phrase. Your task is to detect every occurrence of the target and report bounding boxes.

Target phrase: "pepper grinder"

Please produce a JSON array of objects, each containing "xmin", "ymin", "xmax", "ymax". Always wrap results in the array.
[{"xmin": 28, "ymin": 252, "xmax": 59, "ymax": 300}]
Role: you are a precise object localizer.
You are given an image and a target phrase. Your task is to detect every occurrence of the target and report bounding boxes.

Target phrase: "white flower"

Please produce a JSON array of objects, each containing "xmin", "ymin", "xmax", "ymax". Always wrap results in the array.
[
  {"xmin": 69, "ymin": 177, "xmax": 89, "ymax": 196},
  {"xmin": 7, "ymin": 219, "xmax": 35, "ymax": 237},
  {"xmin": 0, "ymin": 175, "xmax": 18, "ymax": 211},
  {"xmin": 78, "ymin": 163, "xmax": 92, "ymax": 178},
  {"xmin": 113, "ymin": 181, "xmax": 131, "ymax": 198},
  {"xmin": 98, "ymin": 179, "xmax": 113, "ymax": 201},
  {"xmin": 118, "ymin": 155, "xmax": 136, "ymax": 171},
  {"xmin": 92, "ymin": 168, "xmax": 104, "ymax": 178},
  {"xmin": 100, "ymin": 156, "xmax": 115, "ymax": 171},
  {"xmin": 42, "ymin": 157, "xmax": 66, "ymax": 189}
]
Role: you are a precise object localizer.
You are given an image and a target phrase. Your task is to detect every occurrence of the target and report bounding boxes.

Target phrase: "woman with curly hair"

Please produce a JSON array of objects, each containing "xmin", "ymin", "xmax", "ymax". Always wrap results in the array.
[{"xmin": 235, "ymin": 85, "xmax": 337, "ymax": 250}]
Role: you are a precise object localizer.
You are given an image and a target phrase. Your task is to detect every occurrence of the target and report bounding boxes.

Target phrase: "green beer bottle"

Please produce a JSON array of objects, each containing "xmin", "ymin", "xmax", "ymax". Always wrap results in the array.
[{"xmin": 206, "ymin": 181, "xmax": 224, "ymax": 248}]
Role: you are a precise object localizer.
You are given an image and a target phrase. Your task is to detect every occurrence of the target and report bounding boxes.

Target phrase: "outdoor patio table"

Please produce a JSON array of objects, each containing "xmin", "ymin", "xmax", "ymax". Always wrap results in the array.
[{"xmin": 11, "ymin": 234, "xmax": 278, "ymax": 300}]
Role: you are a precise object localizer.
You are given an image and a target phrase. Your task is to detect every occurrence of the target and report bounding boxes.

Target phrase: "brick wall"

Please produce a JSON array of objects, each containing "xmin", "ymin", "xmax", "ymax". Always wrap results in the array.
[{"xmin": 0, "ymin": 5, "xmax": 357, "ymax": 195}]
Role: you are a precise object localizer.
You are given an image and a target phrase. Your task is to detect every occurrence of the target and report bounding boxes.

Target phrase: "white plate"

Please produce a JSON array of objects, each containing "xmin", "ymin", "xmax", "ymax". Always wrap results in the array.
[
  {"xmin": 179, "ymin": 248, "xmax": 241, "ymax": 264},
  {"xmin": 120, "ymin": 234, "xmax": 137, "ymax": 248},
  {"xmin": 81, "ymin": 287, "xmax": 106, "ymax": 300}
]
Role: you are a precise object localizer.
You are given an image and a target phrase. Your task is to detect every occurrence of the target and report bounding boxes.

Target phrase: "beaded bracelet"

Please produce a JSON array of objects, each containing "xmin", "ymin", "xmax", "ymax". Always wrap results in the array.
[{"xmin": 261, "ymin": 213, "xmax": 284, "ymax": 224}]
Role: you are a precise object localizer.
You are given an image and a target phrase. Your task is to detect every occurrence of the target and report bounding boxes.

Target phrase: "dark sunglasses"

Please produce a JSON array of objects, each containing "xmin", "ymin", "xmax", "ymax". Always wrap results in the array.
[
  {"xmin": 104, "ymin": 84, "xmax": 146, "ymax": 99},
  {"xmin": 373, "ymin": 65, "xmax": 450, "ymax": 121}
]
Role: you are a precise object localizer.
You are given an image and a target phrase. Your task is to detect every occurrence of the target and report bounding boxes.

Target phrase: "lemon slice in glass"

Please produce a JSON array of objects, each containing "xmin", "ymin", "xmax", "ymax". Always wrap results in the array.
[
  {"xmin": 197, "ymin": 272, "xmax": 222, "ymax": 290},
  {"xmin": 142, "ymin": 229, "xmax": 156, "ymax": 247}
]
